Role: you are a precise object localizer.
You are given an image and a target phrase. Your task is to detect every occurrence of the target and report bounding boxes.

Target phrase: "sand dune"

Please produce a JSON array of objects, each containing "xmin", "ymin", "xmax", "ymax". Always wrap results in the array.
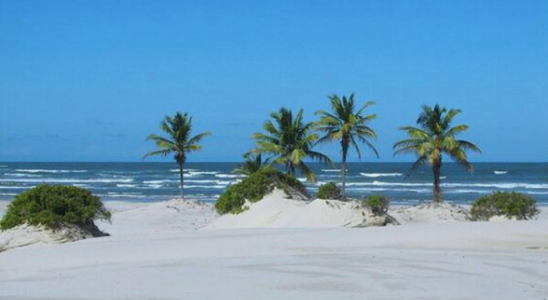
[{"xmin": 206, "ymin": 189, "xmax": 392, "ymax": 229}]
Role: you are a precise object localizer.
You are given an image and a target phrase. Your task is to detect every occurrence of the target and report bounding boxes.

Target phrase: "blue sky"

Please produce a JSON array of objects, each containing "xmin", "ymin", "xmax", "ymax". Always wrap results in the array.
[{"xmin": 0, "ymin": 0, "xmax": 547, "ymax": 162}]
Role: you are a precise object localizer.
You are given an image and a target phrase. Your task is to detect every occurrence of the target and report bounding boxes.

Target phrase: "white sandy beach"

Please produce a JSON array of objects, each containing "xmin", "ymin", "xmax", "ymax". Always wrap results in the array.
[{"xmin": 0, "ymin": 196, "xmax": 548, "ymax": 300}]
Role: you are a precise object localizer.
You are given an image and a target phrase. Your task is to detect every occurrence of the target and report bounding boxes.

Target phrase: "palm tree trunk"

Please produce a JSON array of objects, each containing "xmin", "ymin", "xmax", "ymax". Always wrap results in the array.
[
  {"xmin": 432, "ymin": 162, "xmax": 441, "ymax": 203},
  {"xmin": 179, "ymin": 162, "xmax": 184, "ymax": 199},
  {"xmin": 341, "ymin": 149, "xmax": 348, "ymax": 201},
  {"xmin": 341, "ymin": 139, "xmax": 349, "ymax": 201},
  {"xmin": 290, "ymin": 163, "xmax": 296, "ymax": 177}
]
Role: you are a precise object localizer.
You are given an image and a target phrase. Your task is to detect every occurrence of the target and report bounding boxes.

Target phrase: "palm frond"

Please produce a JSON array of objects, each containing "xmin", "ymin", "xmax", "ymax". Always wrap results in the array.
[
  {"xmin": 406, "ymin": 156, "xmax": 427, "ymax": 177},
  {"xmin": 298, "ymin": 162, "xmax": 316, "ymax": 184},
  {"xmin": 458, "ymin": 140, "xmax": 482, "ymax": 153},
  {"xmin": 143, "ymin": 149, "xmax": 175, "ymax": 159},
  {"xmin": 253, "ymin": 107, "xmax": 331, "ymax": 181},
  {"xmin": 316, "ymin": 93, "xmax": 378, "ymax": 161},
  {"xmin": 446, "ymin": 124, "xmax": 468, "ymax": 137},
  {"xmin": 395, "ymin": 104, "xmax": 480, "ymax": 173},
  {"xmin": 144, "ymin": 112, "xmax": 209, "ymax": 161},
  {"xmin": 187, "ymin": 131, "xmax": 212, "ymax": 146}
]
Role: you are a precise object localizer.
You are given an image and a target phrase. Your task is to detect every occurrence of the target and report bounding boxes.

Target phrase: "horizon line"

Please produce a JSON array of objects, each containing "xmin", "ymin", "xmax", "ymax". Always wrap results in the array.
[{"xmin": 1, "ymin": 161, "xmax": 547, "ymax": 164}]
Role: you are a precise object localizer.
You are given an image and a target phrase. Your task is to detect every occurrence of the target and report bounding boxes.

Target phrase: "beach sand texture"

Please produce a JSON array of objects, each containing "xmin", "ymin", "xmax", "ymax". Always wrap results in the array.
[{"xmin": 0, "ymin": 195, "xmax": 547, "ymax": 300}]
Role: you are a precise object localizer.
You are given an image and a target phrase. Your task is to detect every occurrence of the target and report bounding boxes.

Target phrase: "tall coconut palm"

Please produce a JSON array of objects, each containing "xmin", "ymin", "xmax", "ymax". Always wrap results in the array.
[
  {"xmin": 253, "ymin": 107, "xmax": 332, "ymax": 183},
  {"xmin": 233, "ymin": 152, "xmax": 267, "ymax": 176},
  {"xmin": 315, "ymin": 94, "xmax": 379, "ymax": 200},
  {"xmin": 393, "ymin": 104, "xmax": 481, "ymax": 203},
  {"xmin": 144, "ymin": 112, "xmax": 211, "ymax": 199}
]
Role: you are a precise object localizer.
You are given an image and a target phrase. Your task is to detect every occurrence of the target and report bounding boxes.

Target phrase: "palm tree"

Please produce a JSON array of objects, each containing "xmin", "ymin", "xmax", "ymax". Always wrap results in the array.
[
  {"xmin": 253, "ymin": 107, "xmax": 332, "ymax": 183},
  {"xmin": 315, "ymin": 93, "xmax": 379, "ymax": 200},
  {"xmin": 233, "ymin": 152, "xmax": 267, "ymax": 176},
  {"xmin": 393, "ymin": 104, "xmax": 481, "ymax": 203},
  {"xmin": 144, "ymin": 112, "xmax": 211, "ymax": 199}
]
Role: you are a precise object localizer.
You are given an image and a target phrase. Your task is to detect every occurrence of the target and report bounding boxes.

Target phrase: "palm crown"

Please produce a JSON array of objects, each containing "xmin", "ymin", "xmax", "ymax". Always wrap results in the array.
[
  {"xmin": 233, "ymin": 152, "xmax": 267, "ymax": 176},
  {"xmin": 253, "ymin": 108, "xmax": 331, "ymax": 183},
  {"xmin": 393, "ymin": 104, "xmax": 481, "ymax": 202},
  {"xmin": 144, "ymin": 112, "xmax": 211, "ymax": 198},
  {"xmin": 315, "ymin": 93, "xmax": 378, "ymax": 199}
]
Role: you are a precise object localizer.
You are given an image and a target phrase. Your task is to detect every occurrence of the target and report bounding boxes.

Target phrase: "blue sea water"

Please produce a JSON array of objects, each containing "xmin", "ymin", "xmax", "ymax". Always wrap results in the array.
[{"xmin": 0, "ymin": 162, "xmax": 547, "ymax": 206}]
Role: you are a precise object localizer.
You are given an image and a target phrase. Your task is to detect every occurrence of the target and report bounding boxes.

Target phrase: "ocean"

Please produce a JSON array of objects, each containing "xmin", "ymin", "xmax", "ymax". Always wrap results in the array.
[{"xmin": 0, "ymin": 162, "xmax": 547, "ymax": 206}]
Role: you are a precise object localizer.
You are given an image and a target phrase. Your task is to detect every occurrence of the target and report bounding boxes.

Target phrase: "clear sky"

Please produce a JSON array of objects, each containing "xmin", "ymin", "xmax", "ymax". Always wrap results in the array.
[{"xmin": 0, "ymin": 0, "xmax": 547, "ymax": 162}]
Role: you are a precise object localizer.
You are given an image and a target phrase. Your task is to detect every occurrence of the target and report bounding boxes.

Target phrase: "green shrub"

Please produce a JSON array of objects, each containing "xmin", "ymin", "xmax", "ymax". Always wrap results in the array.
[
  {"xmin": 0, "ymin": 185, "xmax": 111, "ymax": 231},
  {"xmin": 215, "ymin": 167, "xmax": 308, "ymax": 215},
  {"xmin": 471, "ymin": 192, "xmax": 538, "ymax": 221},
  {"xmin": 317, "ymin": 182, "xmax": 342, "ymax": 200},
  {"xmin": 363, "ymin": 195, "xmax": 389, "ymax": 216}
]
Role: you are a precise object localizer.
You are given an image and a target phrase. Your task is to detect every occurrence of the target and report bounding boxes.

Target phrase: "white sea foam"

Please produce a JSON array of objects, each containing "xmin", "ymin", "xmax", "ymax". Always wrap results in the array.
[
  {"xmin": 144, "ymin": 180, "xmax": 179, "ymax": 184},
  {"xmin": 188, "ymin": 171, "xmax": 220, "ymax": 176},
  {"xmin": 320, "ymin": 180, "xmax": 548, "ymax": 190},
  {"xmin": 117, "ymin": 184, "xmax": 138, "ymax": 188},
  {"xmin": 320, "ymin": 174, "xmax": 342, "ymax": 178},
  {"xmin": 322, "ymin": 169, "xmax": 344, "ymax": 172},
  {"xmin": 147, "ymin": 184, "xmax": 163, "ymax": 189},
  {"xmin": 346, "ymin": 187, "xmax": 432, "ymax": 194},
  {"xmin": 102, "ymin": 193, "xmax": 147, "ymax": 198},
  {"xmin": 72, "ymin": 184, "xmax": 90, "ymax": 188},
  {"xmin": 443, "ymin": 182, "xmax": 548, "ymax": 189},
  {"xmin": 526, "ymin": 191, "xmax": 548, "ymax": 195},
  {"xmin": 445, "ymin": 189, "xmax": 491, "ymax": 194},
  {"xmin": 157, "ymin": 169, "xmax": 219, "ymax": 176},
  {"xmin": 0, "ymin": 186, "xmax": 35, "ymax": 189},
  {"xmin": 185, "ymin": 179, "xmax": 236, "ymax": 185},
  {"xmin": 360, "ymin": 173, "xmax": 403, "ymax": 178},
  {"xmin": 331, "ymin": 181, "xmax": 429, "ymax": 187},
  {"xmin": 108, "ymin": 192, "xmax": 142, "ymax": 195},
  {"xmin": 4, "ymin": 173, "xmax": 42, "ymax": 178},
  {"xmin": 215, "ymin": 174, "xmax": 245, "ymax": 179},
  {"xmin": 494, "ymin": 171, "xmax": 508, "ymax": 175},
  {"xmin": 15, "ymin": 169, "xmax": 88, "ymax": 173},
  {"xmin": 100, "ymin": 171, "xmax": 141, "ymax": 176},
  {"xmin": 169, "ymin": 169, "xmax": 200, "ymax": 172},
  {"xmin": 0, "ymin": 178, "xmax": 134, "ymax": 184},
  {"xmin": 345, "ymin": 187, "xmax": 390, "ymax": 192},
  {"xmin": 185, "ymin": 185, "xmax": 227, "ymax": 189}
]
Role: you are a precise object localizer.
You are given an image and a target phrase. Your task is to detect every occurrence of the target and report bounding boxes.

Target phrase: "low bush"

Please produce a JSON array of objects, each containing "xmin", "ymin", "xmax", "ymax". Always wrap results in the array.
[
  {"xmin": 363, "ymin": 195, "xmax": 390, "ymax": 216},
  {"xmin": 317, "ymin": 182, "xmax": 342, "ymax": 200},
  {"xmin": 215, "ymin": 167, "xmax": 309, "ymax": 215},
  {"xmin": 470, "ymin": 192, "xmax": 538, "ymax": 221},
  {"xmin": 0, "ymin": 185, "xmax": 111, "ymax": 231}
]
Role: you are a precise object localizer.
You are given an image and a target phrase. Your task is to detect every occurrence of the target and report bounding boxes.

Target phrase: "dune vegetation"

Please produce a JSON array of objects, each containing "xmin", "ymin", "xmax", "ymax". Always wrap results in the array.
[
  {"xmin": 0, "ymin": 185, "xmax": 111, "ymax": 235},
  {"xmin": 316, "ymin": 182, "xmax": 342, "ymax": 200},
  {"xmin": 215, "ymin": 167, "xmax": 309, "ymax": 215},
  {"xmin": 471, "ymin": 192, "xmax": 538, "ymax": 221}
]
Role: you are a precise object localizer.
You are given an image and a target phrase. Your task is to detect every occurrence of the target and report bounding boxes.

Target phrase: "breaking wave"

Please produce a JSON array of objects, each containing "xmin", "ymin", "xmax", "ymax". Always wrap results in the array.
[{"xmin": 360, "ymin": 173, "xmax": 403, "ymax": 178}]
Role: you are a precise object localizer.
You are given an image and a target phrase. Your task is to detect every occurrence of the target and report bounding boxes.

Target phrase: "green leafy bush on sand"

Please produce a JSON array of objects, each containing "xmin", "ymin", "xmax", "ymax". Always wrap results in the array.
[
  {"xmin": 0, "ymin": 185, "xmax": 111, "ymax": 231},
  {"xmin": 317, "ymin": 182, "xmax": 342, "ymax": 200},
  {"xmin": 470, "ymin": 192, "xmax": 538, "ymax": 221},
  {"xmin": 215, "ymin": 167, "xmax": 309, "ymax": 215},
  {"xmin": 363, "ymin": 195, "xmax": 390, "ymax": 216}
]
